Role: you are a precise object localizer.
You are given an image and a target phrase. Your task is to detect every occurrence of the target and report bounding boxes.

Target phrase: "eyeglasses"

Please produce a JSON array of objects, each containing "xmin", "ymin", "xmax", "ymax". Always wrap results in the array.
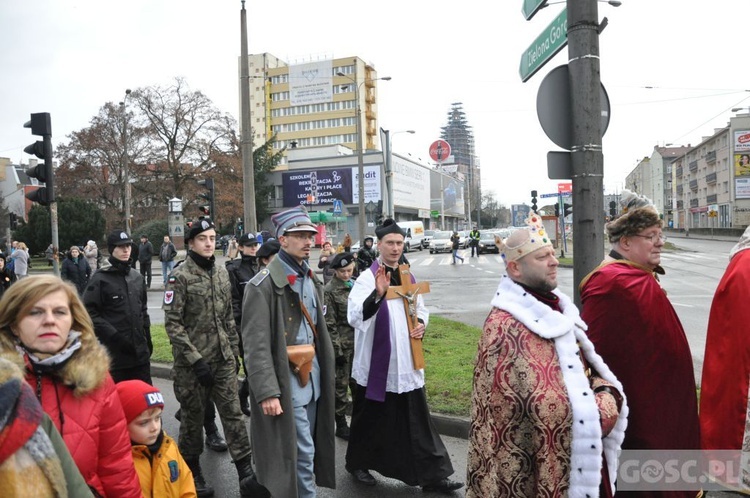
[{"xmin": 633, "ymin": 233, "xmax": 667, "ymax": 243}]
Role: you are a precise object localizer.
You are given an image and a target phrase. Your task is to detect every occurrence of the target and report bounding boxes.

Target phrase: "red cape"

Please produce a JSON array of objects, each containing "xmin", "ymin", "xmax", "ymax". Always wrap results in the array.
[
  {"xmin": 700, "ymin": 249, "xmax": 750, "ymax": 451},
  {"xmin": 581, "ymin": 262, "xmax": 701, "ymax": 456}
]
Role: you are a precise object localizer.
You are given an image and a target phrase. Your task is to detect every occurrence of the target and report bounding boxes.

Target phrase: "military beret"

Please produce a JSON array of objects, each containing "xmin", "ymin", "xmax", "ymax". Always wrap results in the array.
[{"xmin": 329, "ymin": 251, "xmax": 355, "ymax": 270}]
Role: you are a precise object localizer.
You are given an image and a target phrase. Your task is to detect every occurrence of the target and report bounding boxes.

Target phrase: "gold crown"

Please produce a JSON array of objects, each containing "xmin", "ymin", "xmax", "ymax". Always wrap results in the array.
[{"xmin": 497, "ymin": 212, "xmax": 552, "ymax": 263}]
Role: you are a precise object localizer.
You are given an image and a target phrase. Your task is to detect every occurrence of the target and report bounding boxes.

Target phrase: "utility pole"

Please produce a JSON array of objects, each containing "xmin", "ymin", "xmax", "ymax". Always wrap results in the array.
[
  {"xmin": 568, "ymin": 0, "xmax": 604, "ymax": 305},
  {"xmin": 240, "ymin": 1, "xmax": 257, "ymax": 233}
]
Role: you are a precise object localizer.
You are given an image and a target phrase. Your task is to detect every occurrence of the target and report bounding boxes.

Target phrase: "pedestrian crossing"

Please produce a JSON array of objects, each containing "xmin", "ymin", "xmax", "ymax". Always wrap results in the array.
[
  {"xmin": 660, "ymin": 251, "xmax": 715, "ymax": 262},
  {"xmin": 416, "ymin": 254, "xmax": 504, "ymax": 266}
]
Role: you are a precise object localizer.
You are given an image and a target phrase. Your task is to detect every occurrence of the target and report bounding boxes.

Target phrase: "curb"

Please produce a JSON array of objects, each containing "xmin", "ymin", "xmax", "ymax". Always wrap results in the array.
[{"xmin": 149, "ymin": 362, "xmax": 472, "ymax": 440}]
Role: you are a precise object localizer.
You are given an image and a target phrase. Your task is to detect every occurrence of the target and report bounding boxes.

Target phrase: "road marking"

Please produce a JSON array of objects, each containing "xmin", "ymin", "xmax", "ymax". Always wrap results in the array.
[
  {"xmin": 419, "ymin": 257, "xmax": 434, "ymax": 266},
  {"xmin": 671, "ymin": 302, "xmax": 695, "ymax": 308}
]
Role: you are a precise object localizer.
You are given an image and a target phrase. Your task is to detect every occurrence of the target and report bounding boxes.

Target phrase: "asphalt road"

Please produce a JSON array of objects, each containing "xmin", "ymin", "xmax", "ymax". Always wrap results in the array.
[{"xmin": 148, "ymin": 238, "xmax": 730, "ymax": 385}]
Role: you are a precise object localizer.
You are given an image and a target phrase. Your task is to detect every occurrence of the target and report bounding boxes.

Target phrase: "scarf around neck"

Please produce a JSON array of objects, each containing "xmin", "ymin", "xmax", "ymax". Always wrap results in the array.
[{"xmin": 17, "ymin": 331, "xmax": 82, "ymax": 375}]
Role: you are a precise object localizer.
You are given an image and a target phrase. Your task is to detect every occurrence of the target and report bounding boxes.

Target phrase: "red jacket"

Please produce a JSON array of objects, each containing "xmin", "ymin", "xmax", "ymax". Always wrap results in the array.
[
  {"xmin": 28, "ymin": 369, "xmax": 141, "ymax": 497},
  {"xmin": 0, "ymin": 326, "xmax": 144, "ymax": 498}
]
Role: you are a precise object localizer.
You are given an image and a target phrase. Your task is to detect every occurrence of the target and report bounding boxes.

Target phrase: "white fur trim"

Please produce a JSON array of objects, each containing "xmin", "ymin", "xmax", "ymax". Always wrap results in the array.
[{"xmin": 491, "ymin": 276, "xmax": 629, "ymax": 496}]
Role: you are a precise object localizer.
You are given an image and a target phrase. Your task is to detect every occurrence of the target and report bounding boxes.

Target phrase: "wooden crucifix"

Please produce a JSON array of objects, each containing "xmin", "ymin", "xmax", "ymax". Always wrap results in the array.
[{"xmin": 385, "ymin": 264, "xmax": 431, "ymax": 370}]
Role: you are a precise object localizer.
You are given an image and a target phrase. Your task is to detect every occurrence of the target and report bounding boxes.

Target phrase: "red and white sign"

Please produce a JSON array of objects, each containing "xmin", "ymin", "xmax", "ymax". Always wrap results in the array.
[
  {"xmin": 429, "ymin": 140, "xmax": 451, "ymax": 163},
  {"xmin": 557, "ymin": 182, "xmax": 572, "ymax": 194}
]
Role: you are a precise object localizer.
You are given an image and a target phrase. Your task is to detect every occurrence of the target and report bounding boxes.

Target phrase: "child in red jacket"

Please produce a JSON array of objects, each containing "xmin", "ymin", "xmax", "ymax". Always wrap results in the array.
[{"xmin": 116, "ymin": 380, "xmax": 197, "ymax": 498}]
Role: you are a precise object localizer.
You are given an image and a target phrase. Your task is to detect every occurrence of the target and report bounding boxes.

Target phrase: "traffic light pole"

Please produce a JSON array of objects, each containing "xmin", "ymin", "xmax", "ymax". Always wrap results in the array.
[
  {"xmin": 43, "ymin": 133, "xmax": 60, "ymax": 277},
  {"xmin": 568, "ymin": 0, "xmax": 605, "ymax": 305}
]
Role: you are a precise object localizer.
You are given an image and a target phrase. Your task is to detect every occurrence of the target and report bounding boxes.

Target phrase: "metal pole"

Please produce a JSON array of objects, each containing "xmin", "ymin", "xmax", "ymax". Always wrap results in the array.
[
  {"xmin": 384, "ymin": 129, "xmax": 394, "ymax": 219},
  {"xmin": 121, "ymin": 89, "xmax": 132, "ymax": 235},
  {"xmin": 568, "ymin": 0, "xmax": 604, "ymax": 305},
  {"xmin": 355, "ymin": 77, "xmax": 366, "ymax": 243},
  {"xmin": 440, "ymin": 170, "xmax": 445, "ymax": 230},
  {"xmin": 240, "ymin": 1, "xmax": 257, "ymax": 233}
]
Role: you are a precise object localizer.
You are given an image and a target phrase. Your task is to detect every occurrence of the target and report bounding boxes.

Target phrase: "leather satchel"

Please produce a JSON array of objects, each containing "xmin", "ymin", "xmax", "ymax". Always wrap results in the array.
[
  {"xmin": 287, "ymin": 344, "xmax": 316, "ymax": 387},
  {"xmin": 287, "ymin": 299, "xmax": 319, "ymax": 387}
]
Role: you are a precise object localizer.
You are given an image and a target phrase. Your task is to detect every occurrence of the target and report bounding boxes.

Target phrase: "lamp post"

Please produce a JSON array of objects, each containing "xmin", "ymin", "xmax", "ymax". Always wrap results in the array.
[
  {"xmin": 336, "ymin": 71, "xmax": 391, "ymax": 242},
  {"xmin": 119, "ymin": 89, "xmax": 132, "ymax": 235},
  {"xmin": 383, "ymin": 129, "xmax": 415, "ymax": 220}
]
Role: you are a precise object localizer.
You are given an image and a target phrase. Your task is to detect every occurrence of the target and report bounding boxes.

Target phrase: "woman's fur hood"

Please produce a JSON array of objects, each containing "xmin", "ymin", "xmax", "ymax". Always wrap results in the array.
[{"xmin": 0, "ymin": 326, "xmax": 111, "ymax": 397}]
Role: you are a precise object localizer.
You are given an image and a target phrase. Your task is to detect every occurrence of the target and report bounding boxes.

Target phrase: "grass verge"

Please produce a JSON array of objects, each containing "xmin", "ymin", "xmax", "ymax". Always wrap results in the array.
[{"xmin": 150, "ymin": 316, "xmax": 481, "ymax": 417}]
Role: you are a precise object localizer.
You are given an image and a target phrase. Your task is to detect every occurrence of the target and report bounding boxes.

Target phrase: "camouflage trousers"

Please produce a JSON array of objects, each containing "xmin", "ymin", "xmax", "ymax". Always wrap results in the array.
[
  {"xmin": 172, "ymin": 360, "xmax": 252, "ymax": 460},
  {"xmin": 335, "ymin": 342, "xmax": 357, "ymax": 421}
]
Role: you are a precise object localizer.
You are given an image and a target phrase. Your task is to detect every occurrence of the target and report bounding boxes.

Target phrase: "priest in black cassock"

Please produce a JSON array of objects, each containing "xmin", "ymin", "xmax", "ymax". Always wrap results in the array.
[{"xmin": 345, "ymin": 219, "xmax": 463, "ymax": 493}]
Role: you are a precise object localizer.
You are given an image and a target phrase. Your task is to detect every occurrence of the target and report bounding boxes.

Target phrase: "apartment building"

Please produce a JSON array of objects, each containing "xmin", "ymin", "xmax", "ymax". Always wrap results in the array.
[{"xmin": 244, "ymin": 53, "xmax": 386, "ymax": 168}]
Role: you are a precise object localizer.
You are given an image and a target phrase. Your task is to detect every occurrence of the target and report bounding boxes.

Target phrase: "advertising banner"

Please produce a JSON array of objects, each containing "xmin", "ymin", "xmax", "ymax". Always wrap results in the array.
[
  {"xmin": 392, "ymin": 156, "xmax": 430, "ymax": 211},
  {"xmin": 511, "ymin": 204, "xmax": 531, "ymax": 226},
  {"xmin": 735, "ymin": 153, "xmax": 750, "ymax": 177},
  {"xmin": 734, "ymin": 130, "xmax": 750, "ymax": 153},
  {"xmin": 289, "ymin": 60, "xmax": 333, "ymax": 106},
  {"xmin": 351, "ymin": 166, "xmax": 381, "ymax": 204},
  {"xmin": 430, "ymin": 169, "xmax": 465, "ymax": 217},
  {"xmin": 283, "ymin": 168, "xmax": 353, "ymax": 206},
  {"xmin": 736, "ymin": 177, "xmax": 750, "ymax": 199}
]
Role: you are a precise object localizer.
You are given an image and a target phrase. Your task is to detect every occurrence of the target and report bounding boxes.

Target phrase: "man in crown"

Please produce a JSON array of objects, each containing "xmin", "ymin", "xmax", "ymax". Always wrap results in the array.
[{"xmin": 467, "ymin": 213, "xmax": 627, "ymax": 498}]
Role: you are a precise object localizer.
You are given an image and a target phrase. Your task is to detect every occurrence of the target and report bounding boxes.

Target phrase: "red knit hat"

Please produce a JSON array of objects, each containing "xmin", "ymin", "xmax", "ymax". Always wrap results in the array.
[{"xmin": 116, "ymin": 380, "xmax": 165, "ymax": 423}]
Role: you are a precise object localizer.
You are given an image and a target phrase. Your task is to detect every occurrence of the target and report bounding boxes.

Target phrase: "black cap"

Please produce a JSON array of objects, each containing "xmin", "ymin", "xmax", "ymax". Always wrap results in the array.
[
  {"xmin": 107, "ymin": 230, "xmax": 133, "ymax": 248},
  {"xmin": 329, "ymin": 252, "xmax": 355, "ymax": 270},
  {"xmin": 374, "ymin": 219, "xmax": 405, "ymax": 240},
  {"xmin": 238, "ymin": 233, "xmax": 258, "ymax": 246},
  {"xmin": 257, "ymin": 239, "xmax": 280, "ymax": 259},
  {"xmin": 186, "ymin": 218, "xmax": 216, "ymax": 241}
]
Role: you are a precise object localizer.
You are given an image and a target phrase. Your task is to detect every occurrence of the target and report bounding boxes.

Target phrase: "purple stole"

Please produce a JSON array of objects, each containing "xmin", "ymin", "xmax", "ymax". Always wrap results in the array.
[{"xmin": 365, "ymin": 260, "xmax": 415, "ymax": 402}]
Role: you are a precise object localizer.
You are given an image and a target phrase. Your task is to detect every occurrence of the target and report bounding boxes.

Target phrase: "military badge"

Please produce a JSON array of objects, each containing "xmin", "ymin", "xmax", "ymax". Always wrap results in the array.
[{"xmin": 164, "ymin": 290, "xmax": 174, "ymax": 304}]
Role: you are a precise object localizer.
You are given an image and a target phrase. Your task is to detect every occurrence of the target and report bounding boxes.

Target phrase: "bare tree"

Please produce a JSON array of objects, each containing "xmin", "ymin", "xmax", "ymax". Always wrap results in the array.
[
  {"xmin": 130, "ymin": 77, "xmax": 232, "ymax": 205},
  {"xmin": 56, "ymin": 102, "xmax": 149, "ymax": 231}
]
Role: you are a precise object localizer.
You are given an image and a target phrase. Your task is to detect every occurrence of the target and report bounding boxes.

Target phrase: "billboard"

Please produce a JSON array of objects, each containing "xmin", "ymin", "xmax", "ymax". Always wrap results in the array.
[
  {"xmin": 511, "ymin": 204, "xmax": 531, "ymax": 226},
  {"xmin": 735, "ymin": 153, "xmax": 750, "ymax": 177},
  {"xmin": 392, "ymin": 156, "xmax": 430, "ymax": 211},
  {"xmin": 430, "ymin": 169, "xmax": 465, "ymax": 217},
  {"xmin": 282, "ymin": 166, "xmax": 381, "ymax": 207},
  {"xmin": 289, "ymin": 60, "xmax": 333, "ymax": 107},
  {"xmin": 735, "ymin": 130, "xmax": 750, "ymax": 153}
]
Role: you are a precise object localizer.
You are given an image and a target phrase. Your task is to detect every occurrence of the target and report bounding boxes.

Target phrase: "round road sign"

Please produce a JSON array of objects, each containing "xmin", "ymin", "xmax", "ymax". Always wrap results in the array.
[{"xmin": 429, "ymin": 139, "xmax": 451, "ymax": 163}]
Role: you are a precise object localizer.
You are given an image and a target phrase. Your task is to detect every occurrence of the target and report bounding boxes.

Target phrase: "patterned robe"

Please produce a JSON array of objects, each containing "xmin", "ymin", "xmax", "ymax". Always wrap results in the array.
[{"xmin": 466, "ymin": 276, "xmax": 628, "ymax": 498}]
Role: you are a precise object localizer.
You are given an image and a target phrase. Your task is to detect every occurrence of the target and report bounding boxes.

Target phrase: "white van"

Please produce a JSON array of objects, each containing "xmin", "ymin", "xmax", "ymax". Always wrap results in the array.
[{"xmin": 398, "ymin": 221, "xmax": 425, "ymax": 253}]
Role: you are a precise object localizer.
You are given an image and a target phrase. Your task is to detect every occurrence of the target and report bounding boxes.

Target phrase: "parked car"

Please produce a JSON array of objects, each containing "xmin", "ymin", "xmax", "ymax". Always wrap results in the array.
[
  {"xmin": 429, "ymin": 231, "xmax": 453, "ymax": 254},
  {"xmin": 457, "ymin": 231, "xmax": 469, "ymax": 248},
  {"xmin": 478, "ymin": 231, "xmax": 500, "ymax": 254},
  {"xmin": 422, "ymin": 230, "xmax": 435, "ymax": 249}
]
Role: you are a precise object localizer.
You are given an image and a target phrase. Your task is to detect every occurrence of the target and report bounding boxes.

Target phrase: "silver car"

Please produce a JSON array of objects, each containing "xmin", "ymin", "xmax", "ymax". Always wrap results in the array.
[{"xmin": 429, "ymin": 231, "xmax": 453, "ymax": 253}]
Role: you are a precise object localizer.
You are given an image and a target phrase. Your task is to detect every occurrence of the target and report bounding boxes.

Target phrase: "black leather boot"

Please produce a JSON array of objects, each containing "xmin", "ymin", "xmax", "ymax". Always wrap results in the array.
[
  {"xmin": 204, "ymin": 421, "xmax": 228, "ymax": 452},
  {"xmin": 235, "ymin": 455, "xmax": 270, "ymax": 498},
  {"xmin": 238, "ymin": 377, "xmax": 252, "ymax": 417},
  {"xmin": 185, "ymin": 456, "xmax": 215, "ymax": 497}
]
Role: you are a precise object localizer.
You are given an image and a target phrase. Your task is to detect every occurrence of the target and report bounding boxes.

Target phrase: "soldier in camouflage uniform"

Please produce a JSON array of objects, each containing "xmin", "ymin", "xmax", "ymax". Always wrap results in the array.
[
  {"xmin": 163, "ymin": 218, "xmax": 267, "ymax": 498},
  {"xmin": 324, "ymin": 252, "xmax": 358, "ymax": 440}
]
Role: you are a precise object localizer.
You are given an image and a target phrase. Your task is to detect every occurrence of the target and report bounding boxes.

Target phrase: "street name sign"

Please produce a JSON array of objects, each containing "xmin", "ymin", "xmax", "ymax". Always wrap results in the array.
[
  {"xmin": 519, "ymin": 8, "xmax": 567, "ymax": 82},
  {"xmin": 522, "ymin": 0, "xmax": 548, "ymax": 20}
]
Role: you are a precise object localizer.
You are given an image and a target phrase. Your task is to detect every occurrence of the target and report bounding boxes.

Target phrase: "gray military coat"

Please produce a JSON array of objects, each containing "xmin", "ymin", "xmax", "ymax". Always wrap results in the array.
[{"xmin": 242, "ymin": 256, "xmax": 336, "ymax": 497}]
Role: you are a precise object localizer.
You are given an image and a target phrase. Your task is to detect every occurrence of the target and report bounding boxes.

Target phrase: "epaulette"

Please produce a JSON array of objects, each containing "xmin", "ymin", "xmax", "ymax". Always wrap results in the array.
[{"xmin": 250, "ymin": 268, "xmax": 270, "ymax": 286}]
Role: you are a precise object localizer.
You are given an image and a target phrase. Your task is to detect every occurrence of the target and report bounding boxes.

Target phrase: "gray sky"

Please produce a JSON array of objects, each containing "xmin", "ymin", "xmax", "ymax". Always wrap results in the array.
[{"xmin": 2, "ymin": 0, "xmax": 749, "ymax": 207}]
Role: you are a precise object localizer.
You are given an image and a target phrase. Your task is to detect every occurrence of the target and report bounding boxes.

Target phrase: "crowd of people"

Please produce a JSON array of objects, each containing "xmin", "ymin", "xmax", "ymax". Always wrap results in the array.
[{"xmin": 1, "ymin": 198, "xmax": 748, "ymax": 497}]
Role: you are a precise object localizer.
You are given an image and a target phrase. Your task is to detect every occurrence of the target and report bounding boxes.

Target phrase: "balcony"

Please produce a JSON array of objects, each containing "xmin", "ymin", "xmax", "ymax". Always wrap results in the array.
[
  {"xmin": 676, "ymin": 166, "xmax": 683, "ymax": 177},
  {"xmin": 689, "ymin": 179, "xmax": 698, "ymax": 191},
  {"xmin": 689, "ymin": 160, "xmax": 698, "ymax": 172},
  {"xmin": 706, "ymin": 150, "xmax": 716, "ymax": 163},
  {"xmin": 690, "ymin": 198, "xmax": 699, "ymax": 208},
  {"xmin": 706, "ymin": 172, "xmax": 717, "ymax": 184},
  {"xmin": 677, "ymin": 200, "xmax": 684, "ymax": 209},
  {"xmin": 706, "ymin": 194, "xmax": 718, "ymax": 204}
]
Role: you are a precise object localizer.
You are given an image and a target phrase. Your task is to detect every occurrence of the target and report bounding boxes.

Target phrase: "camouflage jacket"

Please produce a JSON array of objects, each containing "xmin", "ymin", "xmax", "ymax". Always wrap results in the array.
[
  {"xmin": 324, "ymin": 276, "xmax": 354, "ymax": 356},
  {"xmin": 163, "ymin": 255, "xmax": 239, "ymax": 367}
]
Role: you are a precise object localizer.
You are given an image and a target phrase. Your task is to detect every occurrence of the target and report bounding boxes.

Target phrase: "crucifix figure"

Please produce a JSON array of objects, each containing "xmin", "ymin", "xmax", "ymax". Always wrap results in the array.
[{"xmin": 385, "ymin": 264, "xmax": 431, "ymax": 369}]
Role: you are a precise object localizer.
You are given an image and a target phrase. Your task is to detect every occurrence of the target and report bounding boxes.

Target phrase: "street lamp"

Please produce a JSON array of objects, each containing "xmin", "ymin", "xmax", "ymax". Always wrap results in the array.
[
  {"xmin": 336, "ymin": 70, "xmax": 391, "ymax": 243},
  {"xmin": 382, "ymin": 129, "xmax": 415, "ymax": 220},
  {"xmin": 119, "ymin": 88, "xmax": 132, "ymax": 235}
]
